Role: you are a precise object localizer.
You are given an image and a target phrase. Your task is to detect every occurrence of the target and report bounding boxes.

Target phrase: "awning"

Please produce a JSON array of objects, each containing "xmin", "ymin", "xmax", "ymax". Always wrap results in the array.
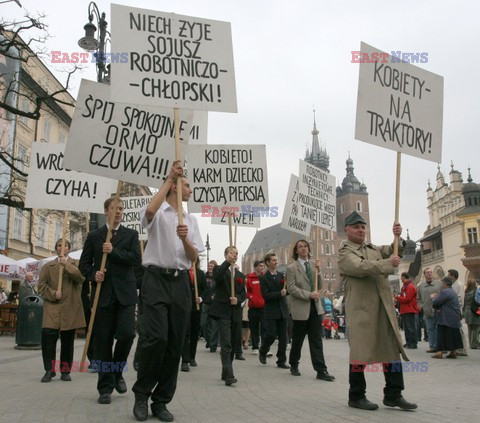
[{"xmin": 416, "ymin": 227, "xmax": 441, "ymax": 243}]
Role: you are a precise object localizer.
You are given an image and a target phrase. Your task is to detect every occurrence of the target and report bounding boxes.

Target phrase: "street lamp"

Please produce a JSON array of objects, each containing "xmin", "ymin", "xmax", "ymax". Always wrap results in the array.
[
  {"xmin": 205, "ymin": 234, "xmax": 211, "ymax": 264},
  {"xmin": 78, "ymin": 1, "xmax": 109, "ymax": 83}
]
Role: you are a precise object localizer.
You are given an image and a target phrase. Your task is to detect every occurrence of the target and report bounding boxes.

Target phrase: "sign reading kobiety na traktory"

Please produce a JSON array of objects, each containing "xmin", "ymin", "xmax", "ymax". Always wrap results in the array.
[
  {"xmin": 355, "ymin": 42, "xmax": 443, "ymax": 163},
  {"xmin": 110, "ymin": 3, "xmax": 237, "ymax": 112}
]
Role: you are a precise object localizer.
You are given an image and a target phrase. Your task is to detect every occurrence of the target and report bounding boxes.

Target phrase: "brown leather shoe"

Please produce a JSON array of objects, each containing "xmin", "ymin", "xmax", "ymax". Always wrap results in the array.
[
  {"xmin": 432, "ymin": 351, "xmax": 443, "ymax": 359},
  {"xmin": 446, "ymin": 351, "xmax": 457, "ymax": 359}
]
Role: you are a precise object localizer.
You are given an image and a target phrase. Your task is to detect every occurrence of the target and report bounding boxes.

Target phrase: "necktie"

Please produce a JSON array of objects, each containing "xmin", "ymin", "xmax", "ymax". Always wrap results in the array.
[
  {"xmin": 305, "ymin": 261, "xmax": 314, "ymax": 291},
  {"xmin": 110, "ymin": 229, "xmax": 117, "ymax": 241}
]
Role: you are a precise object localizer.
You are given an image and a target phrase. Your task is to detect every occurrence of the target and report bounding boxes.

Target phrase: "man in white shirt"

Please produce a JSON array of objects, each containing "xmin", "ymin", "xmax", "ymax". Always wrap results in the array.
[{"xmin": 132, "ymin": 161, "xmax": 204, "ymax": 422}]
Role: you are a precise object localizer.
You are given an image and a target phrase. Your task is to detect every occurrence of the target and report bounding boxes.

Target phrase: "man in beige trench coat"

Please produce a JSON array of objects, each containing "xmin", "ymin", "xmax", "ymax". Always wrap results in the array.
[
  {"xmin": 338, "ymin": 211, "xmax": 417, "ymax": 411},
  {"xmin": 38, "ymin": 238, "xmax": 85, "ymax": 383}
]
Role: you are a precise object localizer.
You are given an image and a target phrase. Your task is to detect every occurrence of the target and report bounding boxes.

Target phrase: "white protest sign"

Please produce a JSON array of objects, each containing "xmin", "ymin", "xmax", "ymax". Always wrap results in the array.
[
  {"xmin": 211, "ymin": 211, "xmax": 261, "ymax": 228},
  {"xmin": 186, "ymin": 144, "xmax": 268, "ymax": 213},
  {"xmin": 25, "ymin": 143, "xmax": 115, "ymax": 213},
  {"xmin": 280, "ymin": 174, "xmax": 311, "ymax": 236},
  {"xmin": 298, "ymin": 160, "xmax": 337, "ymax": 231},
  {"xmin": 110, "ymin": 4, "xmax": 237, "ymax": 112},
  {"xmin": 191, "ymin": 111, "xmax": 208, "ymax": 144},
  {"xmin": 355, "ymin": 42, "xmax": 443, "ymax": 162},
  {"xmin": 64, "ymin": 79, "xmax": 199, "ymax": 186},
  {"xmin": 121, "ymin": 195, "xmax": 153, "ymax": 241}
]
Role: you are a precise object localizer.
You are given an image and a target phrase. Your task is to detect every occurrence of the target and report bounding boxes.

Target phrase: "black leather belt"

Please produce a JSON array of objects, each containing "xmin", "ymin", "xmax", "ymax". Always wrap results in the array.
[{"xmin": 148, "ymin": 265, "xmax": 184, "ymax": 276}]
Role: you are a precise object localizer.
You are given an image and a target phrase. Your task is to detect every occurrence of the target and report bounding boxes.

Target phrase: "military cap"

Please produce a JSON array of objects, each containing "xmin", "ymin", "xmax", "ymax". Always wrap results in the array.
[{"xmin": 344, "ymin": 211, "xmax": 367, "ymax": 226}]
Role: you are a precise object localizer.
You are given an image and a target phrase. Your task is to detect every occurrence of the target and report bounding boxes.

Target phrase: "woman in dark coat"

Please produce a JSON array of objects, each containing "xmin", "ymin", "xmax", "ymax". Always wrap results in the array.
[
  {"xmin": 431, "ymin": 276, "xmax": 463, "ymax": 358},
  {"xmin": 463, "ymin": 278, "xmax": 480, "ymax": 349}
]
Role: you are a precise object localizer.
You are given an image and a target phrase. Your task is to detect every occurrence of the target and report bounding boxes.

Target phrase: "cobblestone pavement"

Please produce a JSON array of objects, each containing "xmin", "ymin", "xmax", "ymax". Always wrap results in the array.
[{"xmin": 0, "ymin": 331, "xmax": 478, "ymax": 422}]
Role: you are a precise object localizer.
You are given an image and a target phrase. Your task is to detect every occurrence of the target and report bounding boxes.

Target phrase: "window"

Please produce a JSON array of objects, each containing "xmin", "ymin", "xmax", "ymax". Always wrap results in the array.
[
  {"xmin": 37, "ymin": 216, "xmax": 47, "ymax": 248},
  {"xmin": 19, "ymin": 98, "xmax": 30, "ymax": 126},
  {"xmin": 13, "ymin": 209, "xmax": 24, "ymax": 240},
  {"xmin": 54, "ymin": 221, "xmax": 62, "ymax": 244},
  {"xmin": 356, "ymin": 201, "xmax": 362, "ymax": 212},
  {"xmin": 58, "ymin": 132, "xmax": 66, "ymax": 144},
  {"xmin": 16, "ymin": 144, "xmax": 27, "ymax": 172},
  {"xmin": 42, "ymin": 120, "xmax": 51, "ymax": 142},
  {"xmin": 340, "ymin": 203, "xmax": 345, "ymax": 213},
  {"xmin": 467, "ymin": 227, "xmax": 478, "ymax": 244},
  {"xmin": 327, "ymin": 260, "xmax": 332, "ymax": 268},
  {"xmin": 325, "ymin": 230, "xmax": 330, "ymax": 240},
  {"xmin": 325, "ymin": 244, "xmax": 331, "ymax": 255}
]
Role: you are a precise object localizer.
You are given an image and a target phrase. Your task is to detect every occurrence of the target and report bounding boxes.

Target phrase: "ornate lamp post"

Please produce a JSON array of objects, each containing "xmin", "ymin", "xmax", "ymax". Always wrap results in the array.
[
  {"xmin": 78, "ymin": 2, "xmax": 109, "ymax": 83},
  {"xmin": 205, "ymin": 234, "xmax": 211, "ymax": 264}
]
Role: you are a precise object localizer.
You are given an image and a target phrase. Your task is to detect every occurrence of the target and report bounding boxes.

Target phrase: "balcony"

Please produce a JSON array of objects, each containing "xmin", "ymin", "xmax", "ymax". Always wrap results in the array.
[{"xmin": 422, "ymin": 249, "xmax": 444, "ymax": 264}]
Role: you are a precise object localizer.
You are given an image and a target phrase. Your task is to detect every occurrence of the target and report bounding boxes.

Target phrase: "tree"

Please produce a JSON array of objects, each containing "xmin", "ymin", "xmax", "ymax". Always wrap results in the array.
[{"xmin": 0, "ymin": 12, "xmax": 79, "ymax": 209}]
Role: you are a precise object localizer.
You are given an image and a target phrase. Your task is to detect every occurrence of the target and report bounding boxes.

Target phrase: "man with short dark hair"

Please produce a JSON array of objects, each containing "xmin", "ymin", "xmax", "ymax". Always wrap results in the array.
[
  {"xmin": 39, "ymin": 239, "xmax": 85, "ymax": 383},
  {"xmin": 80, "ymin": 197, "xmax": 141, "ymax": 405},
  {"xmin": 287, "ymin": 239, "xmax": 334, "ymax": 382},
  {"xmin": 246, "ymin": 260, "xmax": 265, "ymax": 354},
  {"xmin": 259, "ymin": 253, "xmax": 289, "ymax": 369},
  {"xmin": 339, "ymin": 211, "xmax": 416, "ymax": 411},
  {"xmin": 417, "ymin": 267, "xmax": 442, "ymax": 352},
  {"xmin": 131, "ymin": 161, "xmax": 203, "ymax": 422}
]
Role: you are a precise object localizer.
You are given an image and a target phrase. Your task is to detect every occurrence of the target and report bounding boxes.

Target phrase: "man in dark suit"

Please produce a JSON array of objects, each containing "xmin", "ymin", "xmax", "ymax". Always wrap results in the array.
[
  {"xmin": 258, "ymin": 253, "xmax": 289, "ymax": 369},
  {"xmin": 80, "ymin": 197, "xmax": 141, "ymax": 405},
  {"xmin": 287, "ymin": 239, "xmax": 334, "ymax": 382},
  {"xmin": 209, "ymin": 246, "xmax": 246, "ymax": 386}
]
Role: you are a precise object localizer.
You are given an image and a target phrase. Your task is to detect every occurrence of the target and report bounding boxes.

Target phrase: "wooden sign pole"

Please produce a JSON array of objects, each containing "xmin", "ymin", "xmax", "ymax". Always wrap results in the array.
[
  {"xmin": 314, "ymin": 226, "xmax": 319, "ymax": 292},
  {"xmin": 174, "ymin": 108, "xmax": 183, "ymax": 225},
  {"xmin": 393, "ymin": 152, "xmax": 401, "ymax": 256},
  {"xmin": 192, "ymin": 260, "xmax": 200, "ymax": 311},
  {"xmin": 228, "ymin": 212, "xmax": 235, "ymax": 297},
  {"xmin": 56, "ymin": 211, "xmax": 69, "ymax": 294}
]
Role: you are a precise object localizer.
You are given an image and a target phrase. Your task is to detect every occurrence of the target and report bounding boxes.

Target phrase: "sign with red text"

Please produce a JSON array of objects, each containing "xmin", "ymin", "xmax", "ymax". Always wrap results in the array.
[
  {"xmin": 355, "ymin": 42, "xmax": 443, "ymax": 162},
  {"xmin": 111, "ymin": 4, "xmax": 237, "ymax": 112},
  {"xmin": 25, "ymin": 143, "xmax": 115, "ymax": 213}
]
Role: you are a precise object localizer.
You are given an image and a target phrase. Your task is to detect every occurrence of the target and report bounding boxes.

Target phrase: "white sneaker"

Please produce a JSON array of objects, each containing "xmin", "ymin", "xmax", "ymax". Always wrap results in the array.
[
  {"xmin": 266, "ymin": 352, "xmax": 273, "ymax": 357},
  {"xmin": 252, "ymin": 349, "xmax": 259, "ymax": 355}
]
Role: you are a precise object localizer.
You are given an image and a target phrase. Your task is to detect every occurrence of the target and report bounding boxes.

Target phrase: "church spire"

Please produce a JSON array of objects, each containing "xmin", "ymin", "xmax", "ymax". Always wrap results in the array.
[{"xmin": 304, "ymin": 109, "xmax": 329, "ymax": 172}]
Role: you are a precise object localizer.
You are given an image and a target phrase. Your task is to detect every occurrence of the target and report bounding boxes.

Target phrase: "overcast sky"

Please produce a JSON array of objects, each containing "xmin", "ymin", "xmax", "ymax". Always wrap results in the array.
[{"xmin": 4, "ymin": 0, "xmax": 480, "ymax": 267}]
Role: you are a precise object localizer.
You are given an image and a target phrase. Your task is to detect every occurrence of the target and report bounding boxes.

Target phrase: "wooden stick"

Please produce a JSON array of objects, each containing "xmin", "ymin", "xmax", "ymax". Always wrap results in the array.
[
  {"xmin": 234, "ymin": 224, "xmax": 237, "ymax": 248},
  {"xmin": 393, "ymin": 152, "xmax": 401, "ymax": 256},
  {"xmin": 192, "ymin": 261, "xmax": 200, "ymax": 311},
  {"xmin": 56, "ymin": 211, "xmax": 69, "ymax": 293},
  {"xmin": 174, "ymin": 108, "xmax": 183, "ymax": 225},
  {"xmin": 228, "ymin": 212, "xmax": 235, "ymax": 297},
  {"xmin": 315, "ymin": 226, "xmax": 319, "ymax": 292},
  {"xmin": 140, "ymin": 240, "xmax": 144, "ymax": 257},
  {"xmin": 80, "ymin": 181, "xmax": 123, "ymax": 372}
]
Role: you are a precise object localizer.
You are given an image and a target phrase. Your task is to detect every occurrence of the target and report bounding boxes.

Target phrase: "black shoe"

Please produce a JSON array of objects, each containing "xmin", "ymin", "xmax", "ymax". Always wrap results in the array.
[
  {"xmin": 151, "ymin": 403, "xmax": 174, "ymax": 422},
  {"xmin": 259, "ymin": 353, "xmax": 267, "ymax": 364},
  {"xmin": 181, "ymin": 362, "xmax": 190, "ymax": 372},
  {"xmin": 114, "ymin": 376, "xmax": 127, "ymax": 394},
  {"xmin": 406, "ymin": 345, "xmax": 418, "ymax": 349},
  {"xmin": 235, "ymin": 354, "xmax": 245, "ymax": 360},
  {"xmin": 210, "ymin": 347, "xmax": 217, "ymax": 353},
  {"xmin": 277, "ymin": 362, "xmax": 290, "ymax": 369},
  {"xmin": 190, "ymin": 359, "xmax": 197, "ymax": 367},
  {"xmin": 61, "ymin": 373, "xmax": 72, "ymax": 381},
  {"xmin": 316, "ymin": 371, "xmax": 335, "ymax": 381},
  {"xmin": 41, "ymin": 371, "xmax": 53, "ymax": 383},
  {"xmin": 97, "ymin": 393, "xmax": 111, "ymax": 404},
  {"xmin": 133, "ymin": 398, "xmax": 148, "ymax": 421},
  {"xmin": 383, "ymin": 396, "xmax": 418, "ymax": 410},
  {"xmin": 349, "ymin": 398, "xmax": 379, "ymax": 410},
  {"xmin": 290, "ymin": 367, "xmax": 301, "ymax": 376},
  {"xmin": 51, "ymin": 372, "xmax": 57, "ymax": 378},
  {"xmin": 225, "ymin": 376, "xmax": 238, "ymax": 386}
]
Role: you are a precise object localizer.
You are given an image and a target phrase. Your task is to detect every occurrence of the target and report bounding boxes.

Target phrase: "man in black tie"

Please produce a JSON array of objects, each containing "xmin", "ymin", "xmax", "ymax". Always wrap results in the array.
[
  {"xmin": 286, "ymin": 240, "xmax": 334, "ymax": 381},
  {"xmin": 80, "ymin": 197, "xmax": 141, "ymax": 405},
  {"xmin": 258, "ymin": 253, "xmax": 289, "ymax": 369}
]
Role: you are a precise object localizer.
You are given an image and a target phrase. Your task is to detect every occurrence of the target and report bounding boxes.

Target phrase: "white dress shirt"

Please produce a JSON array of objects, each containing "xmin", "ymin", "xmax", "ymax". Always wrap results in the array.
[{"xmin": 141, "ymin": 202, "xmax": 204, "ymax": 270}]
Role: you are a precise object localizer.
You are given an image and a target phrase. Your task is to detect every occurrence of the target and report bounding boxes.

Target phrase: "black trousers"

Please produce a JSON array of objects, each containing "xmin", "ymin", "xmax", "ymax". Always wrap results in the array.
[
  {"xmin": 94, "ymin": 302, "xmax": 136, "ymax": 394},
  {"xmin": 132, "ymin": 268, "xmax": 191, "ymax": 405},
  {"xmin": 349, "ymin": 363, "xmax": 404, "ymax": 401},
  {"xmin": 41, "ymin": 328, "xmax": 75, "ymax": 373},
  {"xmin": 402, "ymin": 313, "xmax": 417, "ymax": 348},
  {"xmin": 201, "ymin": 304, "xmax": 219, "ymax": 349},
  {"xmin": 181, "ymin": 310, "xmax": 201, "ymax": 363},
  {"xmin": 260, "ymin": 317, "xmax": 288, "ymax": 363},
  {"xmin": 289, "ymin": 300, "xmax": 327, "ymax": 372},
  {"xmin": 248, "ymin": 308, "xmax": 266, "ymax": 350},
  {"xmin": 217, "ymin": 318, "xmax": 242, "ymax": 379}
]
